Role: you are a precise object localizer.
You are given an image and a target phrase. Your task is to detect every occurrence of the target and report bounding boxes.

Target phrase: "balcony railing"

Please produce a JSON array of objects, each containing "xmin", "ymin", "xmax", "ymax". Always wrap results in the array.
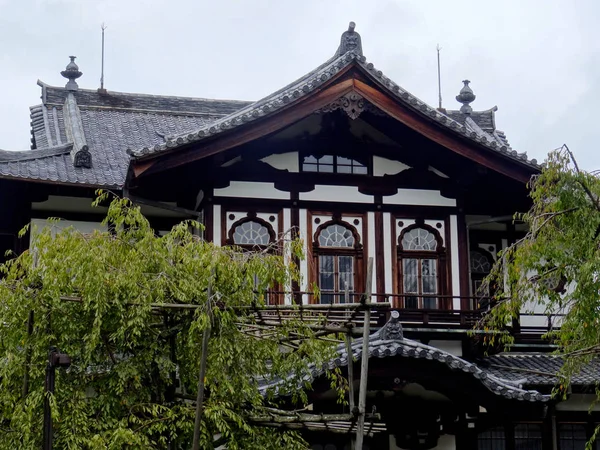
[{"xmin": 261, "ymin": 291, "xmax": 564, "ymax": 338}]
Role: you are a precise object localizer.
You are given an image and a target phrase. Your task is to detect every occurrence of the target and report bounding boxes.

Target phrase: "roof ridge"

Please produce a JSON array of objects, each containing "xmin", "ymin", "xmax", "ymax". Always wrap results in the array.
[
  {"xmin": 0, "ymin": 143, "xmax": 72, "ymax": 162},
  {"xmin": 38, "ymin": 80, "xmax": 253, "ymax": 105}
]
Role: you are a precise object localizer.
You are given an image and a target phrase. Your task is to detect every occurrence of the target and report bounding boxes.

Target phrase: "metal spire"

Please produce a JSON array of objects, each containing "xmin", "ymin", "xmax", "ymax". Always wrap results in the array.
[
  {"xmin": 100, "ymin": 23, "xmax": 107, "ymax": 92},
  {"xmin": 437, "ymin": 44, "xmax": 443, "ymax": 110}
]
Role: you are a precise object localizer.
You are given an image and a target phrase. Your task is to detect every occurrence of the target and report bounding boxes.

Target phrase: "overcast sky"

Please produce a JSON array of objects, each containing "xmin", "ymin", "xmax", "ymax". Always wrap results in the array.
[{"xmin": 1, "ymin": 0, "xmax": 598, "ymax": 168}]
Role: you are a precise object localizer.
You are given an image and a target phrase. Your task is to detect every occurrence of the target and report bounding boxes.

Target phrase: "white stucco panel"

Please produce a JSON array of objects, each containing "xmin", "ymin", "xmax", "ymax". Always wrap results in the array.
[
  {"xmin": 30, "ymin": 219, "xmax": 107, "ymax": 243},
  {"xmin": 260, "ymin": 152, "xmax": 299, "ymax": 172},
  {"xmin": 384, "ymin": 189, "xmax": 456, "ymax": 207},
  {"xmin": 215, "ymin": 182, "xmax": 290, "ymax": 200},
  {"xmin": 300, "ymin": 185, "xmax": 373, "ymax": 204},
  {"xmin": 373, "ymin": 156, "xmax": 410, "ymax": 176}
]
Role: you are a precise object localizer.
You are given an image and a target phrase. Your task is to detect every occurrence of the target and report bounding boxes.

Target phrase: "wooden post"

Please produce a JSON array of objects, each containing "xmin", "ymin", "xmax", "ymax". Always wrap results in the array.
[
  {"xmin": 191, "ymin": 280, "xmax": 213, "ymax": 450},
  {"xmin": 355, "ymin": 257, "xmax": 374, "ymax": 450},
  {"xmin": 345, "ymin": 286, "xmax": 356, "ymax": 450}
]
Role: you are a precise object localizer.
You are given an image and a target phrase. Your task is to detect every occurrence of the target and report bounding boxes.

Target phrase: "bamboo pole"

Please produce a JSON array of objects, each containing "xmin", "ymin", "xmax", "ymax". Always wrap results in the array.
[
  {"xmin": 191, "ymin": 278, "xmax": 213, "ymax": 450},
  {"xmin": 345, "ymin": 285, "xmax": 357, "ymax": 450},
  {"xmin": 355, "ymin": 257, "xmax": 373, "ymax": 449}
]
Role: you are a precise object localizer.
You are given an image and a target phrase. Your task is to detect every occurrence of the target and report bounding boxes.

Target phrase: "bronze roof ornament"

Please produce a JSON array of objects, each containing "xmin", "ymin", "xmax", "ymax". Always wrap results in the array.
[
  {"xmin": 456, "ymin": 79, "xmax": 476, "ymax": 114},
  {"xmin": 61, "ymin": 56, "xmax": 83, "ymax": 91}
]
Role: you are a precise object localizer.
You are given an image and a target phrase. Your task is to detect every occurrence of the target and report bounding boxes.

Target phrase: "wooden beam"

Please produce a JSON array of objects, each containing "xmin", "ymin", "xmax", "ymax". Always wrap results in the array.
[{"xmin": 352, "ymin": 78, "xmax": 534, "ymax": 183}]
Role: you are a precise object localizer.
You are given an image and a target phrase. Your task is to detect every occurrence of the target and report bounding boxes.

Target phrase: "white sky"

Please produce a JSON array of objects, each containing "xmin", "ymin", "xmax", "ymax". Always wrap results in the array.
[{"xmin": 1, "ymin": 0, "xmax": 598, "ymax": 168}]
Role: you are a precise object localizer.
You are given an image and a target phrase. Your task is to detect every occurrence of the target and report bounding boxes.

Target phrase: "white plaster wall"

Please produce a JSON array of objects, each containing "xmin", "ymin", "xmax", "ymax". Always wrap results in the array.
[
  {"xmin": 373, "ymin": 156, "xmax": 410, "ymax": 176},
  {"xmin": 449, "ymin": 215, "xmax": 461, "ymax": 309},
  {"xmin": 300, "ymin": 185, "xmax": 373, "ymax": 204},
  {"xmin": 260, "ymin": 152, "xmax": 299, "ymax": 172},
  {"xmin": 214, "ymin": 181, "xmax": 290, "ymax": 200},
  {"xmin": 390, "ymin": 434, "xmax": 455, "ymax": 450},
  {"xmin": 213, "ymin": 205, "xmax": 221, "ymax": 246},
  {"xmin": 30, "ymin": 219, "xmax": 107, "ymax": 240},
  {"xmin": 383, "ymin": 189, "xmax": 456, "ymax": 207},
  {"xmin": 383, "ymin": 212, "xmax": 393, "ymax": 295},
  {"xmin": 556, "ymin": 394, "xmax": 600, "ymax": 411},
  {"xmin": 429, "ymin": 340, "xmax": 462, "ymax": 357},
  {"xmin": 367, "ymin": 212, "xmax": 376, "ymax": 294}
]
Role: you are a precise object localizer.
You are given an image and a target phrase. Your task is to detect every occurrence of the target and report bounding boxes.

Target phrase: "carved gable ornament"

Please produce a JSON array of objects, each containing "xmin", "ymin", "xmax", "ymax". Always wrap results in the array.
[{"xmin": 316, "ymin": 91, "xmax": 386, "ymax": 120}]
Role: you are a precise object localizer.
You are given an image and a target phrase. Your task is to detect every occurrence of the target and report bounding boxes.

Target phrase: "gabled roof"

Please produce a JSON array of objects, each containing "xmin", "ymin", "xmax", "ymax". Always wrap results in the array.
[
  {"xmin": 127, "ymin": 28, "xmax": 538, "ymax": 179},
  {"xmin": 0, "ymin": 23, "xmax": 537, "ymax": 188}
]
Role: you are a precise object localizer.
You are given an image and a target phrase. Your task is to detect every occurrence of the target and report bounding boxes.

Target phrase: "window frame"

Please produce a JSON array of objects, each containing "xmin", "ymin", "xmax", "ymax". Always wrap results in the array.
[
  {"xmin": 312, "ymin": 219, "xmax": 364, "ymax": 304},
  {"xmin": 227, "ymin": 217, "xmax": 277, "ymax": 251},
  {"xmin": 396, "ymin": 224, "xmax": 447, "ymax": 310},
  {"xmin": 300, "ymin": 152, "xmax": 371, "ymax": 176}
]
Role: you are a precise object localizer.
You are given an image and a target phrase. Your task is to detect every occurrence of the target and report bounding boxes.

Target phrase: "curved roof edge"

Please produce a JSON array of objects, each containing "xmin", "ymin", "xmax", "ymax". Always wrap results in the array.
[{"xmin": 259, "ymin": 315, "xmax": 550, "ymax": 403}]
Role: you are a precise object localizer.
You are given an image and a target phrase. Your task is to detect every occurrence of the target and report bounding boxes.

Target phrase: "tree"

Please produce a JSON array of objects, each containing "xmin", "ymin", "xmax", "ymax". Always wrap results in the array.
[
  {"xmin": 481, "ymin": 145, "xmax": 600, "ymax": 387},
  {"xmin": 0, "ymin": 193, "xmax": 337, "ymax": 449}
]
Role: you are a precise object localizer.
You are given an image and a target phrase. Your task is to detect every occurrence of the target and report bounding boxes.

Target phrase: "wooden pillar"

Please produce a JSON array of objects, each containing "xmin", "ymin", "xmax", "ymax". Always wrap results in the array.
[
  {"xmin": 456, "ymin": 210, "xmax": 471, "ymax": 310},
  {"xmin": 374, "ymin": 210, "xmax": 385, "ymax": 301}
]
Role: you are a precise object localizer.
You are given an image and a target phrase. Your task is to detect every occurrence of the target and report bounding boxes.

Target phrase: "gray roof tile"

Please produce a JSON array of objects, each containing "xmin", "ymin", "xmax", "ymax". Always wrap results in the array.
[{"xmin": 481, "ymin": 353, "xmax": 600, "ymax": 386}]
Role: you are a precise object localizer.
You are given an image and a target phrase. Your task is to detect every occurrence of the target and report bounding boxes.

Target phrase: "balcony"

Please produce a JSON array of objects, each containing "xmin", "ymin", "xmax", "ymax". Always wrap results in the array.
[{"xmin": 258, "ymin": 292, "xmax": 563, "ymax": 340}]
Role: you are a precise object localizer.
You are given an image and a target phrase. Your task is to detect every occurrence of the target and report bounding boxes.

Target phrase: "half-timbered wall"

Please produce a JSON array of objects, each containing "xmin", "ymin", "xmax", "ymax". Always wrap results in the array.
[{"xmin": 208, "ymin": 178, "xmax": 472, "ymax": 309}]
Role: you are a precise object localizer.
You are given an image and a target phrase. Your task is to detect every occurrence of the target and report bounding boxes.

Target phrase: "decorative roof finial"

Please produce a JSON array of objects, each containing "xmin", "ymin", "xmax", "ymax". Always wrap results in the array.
[
  {"xmin": 61, "ymin": 56, "xmax": 83, "ymax": 91},
  {"xmin": 456, "ymin": 80, "xmax": 476, "ymax": 114},
  {"xmin": 336, "ymin": 21, "xmax": 363, "ymax": 57}
]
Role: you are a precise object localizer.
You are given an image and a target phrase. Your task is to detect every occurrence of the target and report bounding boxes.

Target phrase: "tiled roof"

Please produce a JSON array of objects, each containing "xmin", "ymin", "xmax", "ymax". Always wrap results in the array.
[
  {"xmin": 129, "ymin": 51, "xmax": 539, "ymax": 170},
  {"xmin": 481, "ymin": 353, "xmax": 600, "ymax": 386},
  {"xmin": 0, "ymin": 26, "xmax": 537, "ymax": 187},
  {"xmin": 0, "ymin": 83, "xmax": 249, "ymax": 187},
  {"xmin": 259, "ymin": 315, "xmax": 550, "ymax": 403}
]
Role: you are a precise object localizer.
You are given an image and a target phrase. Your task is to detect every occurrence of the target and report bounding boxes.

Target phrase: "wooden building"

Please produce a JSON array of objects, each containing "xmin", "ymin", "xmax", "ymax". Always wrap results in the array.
[{"xmin": 0, "ymin": 23, "xmax": 597, "ymax": 449}]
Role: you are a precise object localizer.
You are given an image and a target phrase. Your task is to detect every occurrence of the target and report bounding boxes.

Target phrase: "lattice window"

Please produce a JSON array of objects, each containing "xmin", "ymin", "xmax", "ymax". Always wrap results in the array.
[
  {"xmin": 471, "ymin": 251, "xmax": 492, "ymax": 274},
  {"xmin": 401, "ymin": 228, "xmax": 438, "ymax": 251},
  {"xmin": 302, "ymin": 155, "xmax": 368, "ymax": 175},
  {"xmin": 318, "ymin": 224, "xmax": 355, "ymax": 248},
  {"xmin": 558, "ymin": 423, "xmax": 588, "ymax": 450},
  {"xmin": 514, "ymin": 423, "xmax": 542, "ymax": 450},
  {"xmin": 477, "ymin": 427, "xmax": 506, "ymax": 450},
  {"xmin": 232, "ymin": 220, "xmax": 271, "ymax": 246}
]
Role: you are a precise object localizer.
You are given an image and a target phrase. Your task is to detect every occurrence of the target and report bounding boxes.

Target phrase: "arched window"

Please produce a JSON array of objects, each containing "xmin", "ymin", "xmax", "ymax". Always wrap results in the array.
[
  {"xmin": 314, "ymin": 222, "xmax": 361, "ymax": 304},
  {"xmin": 398, "ymin": 226, "xmax": 445, "ymax": 309},
  {"xmin": 232, "ymin": 220, "xmax": 272, "ymax": 246}
]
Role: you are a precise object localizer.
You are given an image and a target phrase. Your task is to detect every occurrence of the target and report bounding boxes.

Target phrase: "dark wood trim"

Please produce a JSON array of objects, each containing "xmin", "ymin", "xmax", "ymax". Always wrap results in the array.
[
  {"xmin": 203, "ymin": 188, "xmax": 214, "ymax": 243},
  {"xmin": 374, "ymin": 211, "xmax": 385, "ymax": 300},
  {"xmin": 444, "ymin": 216, "xmax": 453, "ymax": 305},
  {"xmin": 457, "ymin": 212, "xmax": 471, "ymax": 309},
  {"xmin": 290, "ymin": 193, "xmax": 301, "ymax": 304}
]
